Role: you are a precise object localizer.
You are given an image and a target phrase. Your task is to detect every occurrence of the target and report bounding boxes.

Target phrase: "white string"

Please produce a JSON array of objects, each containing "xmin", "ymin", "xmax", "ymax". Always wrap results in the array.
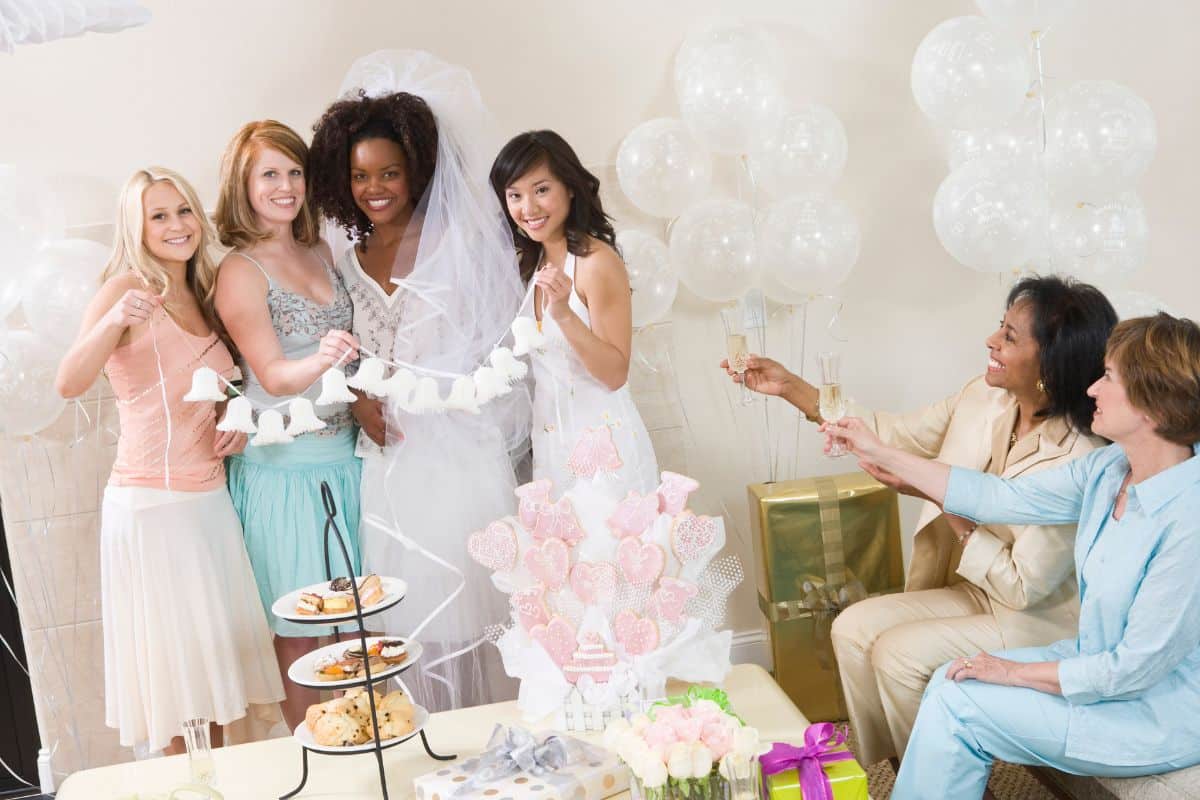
[
  {"xmin": 0, "ymin": 751, "xmax": 35, "ymax": 790},
  {"xmin": 148, "ymin": 313, "xmax": 172, "ymax": 491}
]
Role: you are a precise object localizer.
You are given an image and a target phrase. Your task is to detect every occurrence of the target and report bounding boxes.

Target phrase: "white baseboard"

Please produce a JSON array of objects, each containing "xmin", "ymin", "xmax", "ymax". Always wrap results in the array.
[{"xmin": 731, "ymin": 628, "xmax": 772, "ymax": 672}]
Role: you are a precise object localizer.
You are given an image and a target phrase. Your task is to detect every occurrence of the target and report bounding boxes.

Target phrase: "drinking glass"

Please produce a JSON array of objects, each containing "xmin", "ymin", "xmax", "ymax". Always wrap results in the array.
[
  {"xmin": 182, "ymin": 718, "xmax": 215, "ymax": 786},
  {"xmin": 818, "ymin": 352, "xmax": 847, "ymax": 457}
]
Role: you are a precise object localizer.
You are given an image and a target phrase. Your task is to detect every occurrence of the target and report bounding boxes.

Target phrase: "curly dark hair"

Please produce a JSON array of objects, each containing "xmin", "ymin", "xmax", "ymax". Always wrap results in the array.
[
  {"xmin": 307, "ymin": 91, "xmax": 439, "ymax": 246},
  {"xmin": 1006, "ymin": 274, "xmax": 1117, "ymax": 434},
  {"xmin": 489, "ymin": 130, "xmax": 616, "ymax": 283}
]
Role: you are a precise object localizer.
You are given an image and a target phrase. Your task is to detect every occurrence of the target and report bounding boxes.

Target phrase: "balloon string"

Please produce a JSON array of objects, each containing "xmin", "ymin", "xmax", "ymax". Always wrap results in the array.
[{"xmin": 148, "ymin": 314, "xmax": 172, "ymax": 491}]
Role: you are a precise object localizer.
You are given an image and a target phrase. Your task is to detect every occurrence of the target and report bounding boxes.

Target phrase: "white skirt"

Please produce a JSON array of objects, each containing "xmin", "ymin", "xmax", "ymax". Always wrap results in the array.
[{"xmin": 101, "ymin": 485, "xmax": 285, "ymax": 752}]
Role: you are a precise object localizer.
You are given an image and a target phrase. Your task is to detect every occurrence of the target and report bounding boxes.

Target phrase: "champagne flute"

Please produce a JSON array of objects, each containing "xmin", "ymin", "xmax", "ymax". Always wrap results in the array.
[
  {"xmin": 818, "ymin": 352, "xmax": 847, "ymax": 457},
  {"xmin": 182, "ymin": 717, "xmax": 216, "ymax": 785},
  {"xmin": 721, "ymin": 305, "xmax": 754, "ymax": 405}
]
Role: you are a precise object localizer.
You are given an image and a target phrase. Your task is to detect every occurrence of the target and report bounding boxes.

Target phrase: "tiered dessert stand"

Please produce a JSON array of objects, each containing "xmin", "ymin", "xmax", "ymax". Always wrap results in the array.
[{"xmin": 272, "ymin": 482, "xmax": 455, "ymax": 800}]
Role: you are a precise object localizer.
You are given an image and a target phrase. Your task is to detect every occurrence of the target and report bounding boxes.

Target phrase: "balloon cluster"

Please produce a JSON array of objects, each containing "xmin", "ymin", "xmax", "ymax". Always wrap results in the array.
[
  {"xmin": 615, "ymin": 21, "xmax": 861, "ymax": 323},
  {"xmin": 0, "ymin": 167, "xmax": 110, "ymax": 438},
  {"xmin": 913, "ymin": 1, "xmax": 1159, "ymax": 294},
  {"xmin": 0, "ymin": 1, "xmax": 150, "ymax": 54}
]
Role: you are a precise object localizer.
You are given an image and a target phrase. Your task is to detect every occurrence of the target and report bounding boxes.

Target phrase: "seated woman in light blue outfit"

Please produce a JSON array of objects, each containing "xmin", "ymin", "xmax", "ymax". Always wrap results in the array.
[
  {"xmin": 824, "ymin": 313, "xmax": 1200, "ymax": 800},
  {"xmin": 214, "ymin": 120, "xmax": 362, "ymax": 731}
]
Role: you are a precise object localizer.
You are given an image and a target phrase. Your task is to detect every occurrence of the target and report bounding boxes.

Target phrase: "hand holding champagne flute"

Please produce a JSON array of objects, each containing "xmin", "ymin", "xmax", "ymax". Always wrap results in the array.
[{"xmin": 818, "ymin": 352, "xmax": 847, "ymax": 457}]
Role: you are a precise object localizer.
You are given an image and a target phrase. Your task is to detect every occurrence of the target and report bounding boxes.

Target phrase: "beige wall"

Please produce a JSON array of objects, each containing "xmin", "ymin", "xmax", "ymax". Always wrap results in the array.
[{"xmin": 2, "ymin": 0, "xmax": 1197, "ymax": 775}]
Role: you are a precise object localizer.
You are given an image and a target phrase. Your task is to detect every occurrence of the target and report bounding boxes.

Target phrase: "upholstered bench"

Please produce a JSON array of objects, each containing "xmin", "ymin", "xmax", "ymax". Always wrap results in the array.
[{"xmin": 1032, "ymin": 764, "xmax": 1200, "ymax": 799}]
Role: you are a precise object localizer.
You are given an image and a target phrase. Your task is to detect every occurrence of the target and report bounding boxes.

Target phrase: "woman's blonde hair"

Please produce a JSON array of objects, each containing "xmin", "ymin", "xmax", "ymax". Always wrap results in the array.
[
  {"xmin": 102, "ymin": 166, "xmax": 226, "ymax": 346},
  {"xmin": 1106, "ymin": 313, "xmax": 1200, "ymax": 446},
  {"xmin": 214, "ymin": 119, "xmax": 320, "ymax": 250}
]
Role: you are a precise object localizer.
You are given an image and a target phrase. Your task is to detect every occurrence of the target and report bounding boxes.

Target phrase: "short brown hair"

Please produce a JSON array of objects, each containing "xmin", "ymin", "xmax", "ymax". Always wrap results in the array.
[
  {"xmin": 1106, "ymin": 313, "xmax": 1200, "ymax": 446},
  {"xmin": 215, "ymin": 120, "xmax": 320, "ymax": 250}
]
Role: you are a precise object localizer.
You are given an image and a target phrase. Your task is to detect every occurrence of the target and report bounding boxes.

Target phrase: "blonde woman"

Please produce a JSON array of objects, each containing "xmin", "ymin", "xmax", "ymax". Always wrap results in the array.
[
  {"xmin": 214, "ymin": 120, "xmax": 361, "ymax": 729},
  {"xmin": 54, "ymin": 167, "xmax": 284, "ymax": 755}
]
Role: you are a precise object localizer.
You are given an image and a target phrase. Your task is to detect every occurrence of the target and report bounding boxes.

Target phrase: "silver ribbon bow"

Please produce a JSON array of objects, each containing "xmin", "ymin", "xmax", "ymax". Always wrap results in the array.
[{"xmin": 455, "ymin": 725, "xmax": 601, "ymax": 796}]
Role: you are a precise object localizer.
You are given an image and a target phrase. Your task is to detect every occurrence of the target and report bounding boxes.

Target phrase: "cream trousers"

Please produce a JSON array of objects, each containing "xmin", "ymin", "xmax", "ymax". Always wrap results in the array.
[{"xmin": 829, "ymin": 584, "xmax": 1005, "ymax": 766}]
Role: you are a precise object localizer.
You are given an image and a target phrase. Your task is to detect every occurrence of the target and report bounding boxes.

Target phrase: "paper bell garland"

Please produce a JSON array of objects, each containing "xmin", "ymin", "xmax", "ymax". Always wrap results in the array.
[
  {"xmin": 443, "ymin": 375, "xmax": 481, "ymax": 414},
  {"xmin": 490, "ymin": 347, "xmax": 528, "ymax": 382},
  {"xmin": 511, "ymin": 317, "xmax": 546, "ymax": 357},
  {"xmin": 285, "ymin": 397, "xmax": 327, "ymax": 436},
  {"xmin": 316, "ymin": 368, "xmax": 357, "ymax": 405},
  {"xmin": 250, "ymin": 409, "xmax": 294, "ymax": 446},
  {"xmin": 182, "ymin": 366, "xmax": 225, "ymax": 402},
  {"xmin": 378, "ymin": 367, "xmax": 418, "ymax": 405},
  {"xmin": 407, "ymin": 376, "xmax": 444, "ymax": 414},
  {"xmin": 216, "ymin": 395, "xmax": 257, "ymax": 434},
  {"xmin": 473, "ymin": 365, "xmax": 512, "ymax": 403},
  {"xmin": 345, "ymin": 356, "xmax": 389, "ymax": 395}
]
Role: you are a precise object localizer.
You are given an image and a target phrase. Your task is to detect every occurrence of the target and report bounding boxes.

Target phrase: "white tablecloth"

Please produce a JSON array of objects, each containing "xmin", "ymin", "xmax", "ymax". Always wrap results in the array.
[{"xmin": 56, "ymin": 664, "xmax": 810, "ymax": 800}]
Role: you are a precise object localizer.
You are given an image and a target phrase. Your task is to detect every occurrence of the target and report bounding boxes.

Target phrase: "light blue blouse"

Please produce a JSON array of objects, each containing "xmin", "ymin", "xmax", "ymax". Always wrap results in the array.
[{"xmin": 945, "ymin": 442, "xmax": 1200, "ymax": 766}]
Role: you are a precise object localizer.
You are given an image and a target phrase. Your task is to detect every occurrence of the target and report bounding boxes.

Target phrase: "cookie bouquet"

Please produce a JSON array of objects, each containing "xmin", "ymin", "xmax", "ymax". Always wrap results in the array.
[{"xmin": 468, "ymin": 426, "xmax": 742, "ymax": 727}]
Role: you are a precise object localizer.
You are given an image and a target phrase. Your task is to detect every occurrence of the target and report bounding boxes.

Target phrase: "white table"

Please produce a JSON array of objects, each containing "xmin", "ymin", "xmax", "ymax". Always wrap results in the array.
[{"xmin": 57, "ymin": 664, "xmax": 810, "ymax": 800}]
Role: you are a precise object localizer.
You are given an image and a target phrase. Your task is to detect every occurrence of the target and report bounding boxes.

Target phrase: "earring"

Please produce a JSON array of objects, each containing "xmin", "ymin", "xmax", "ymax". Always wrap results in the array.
[{"xmin": 1036, "ymin": 379, "xmax": 1046, "ymax": 393}]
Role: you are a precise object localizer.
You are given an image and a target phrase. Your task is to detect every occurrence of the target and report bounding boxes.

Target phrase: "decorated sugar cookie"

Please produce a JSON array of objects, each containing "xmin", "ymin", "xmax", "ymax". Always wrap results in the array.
[
  {"xmin": 530, "ymin": 615, "xmax": 577, "ymax": 666},
  {"xmin": 617, "ymin": 536, "xmax": 665, "ymax": 585},
  {"xmin": 613, "ymin": 609, "xmax": 659, "ymax": 656},
  {"xmin": 607, "ymin": 490, "xmax": 659, "ymax": 538},
  {"xmin": 652, "ymin": 577, "xmax": 699, "ymax": 623},
  {"xmin": 670, "ymin": 511, "xmax": 718, "ymax": 563},
  {"xmin": 523, "ymin": 536, "xmax": 570, "ymax": 591},
  {"xmin": 657, "ymin": 471, "xmax": 700, "ymax": 515},
  {"xmin": 514, "ymin": 479, "xmax": 553, "ymax": 532},
  {"xmin": 569, "ymin": 561, "xmax": 619, "ymax": 605},
  {"xmin": 511, "ymin": 584, "xmax": 550, "ymax": 631},
  {"xmin": 532, "ymin": 496, "xmax": 585, "ymax": 546},
  {"xmin": 467, "ymin": 520, "xmax": 518, "ymax": 571}
]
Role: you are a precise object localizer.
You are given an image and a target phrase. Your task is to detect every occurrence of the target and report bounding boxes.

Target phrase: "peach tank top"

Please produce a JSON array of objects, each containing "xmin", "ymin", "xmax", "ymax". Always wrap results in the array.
[{"xmin": 105, "ymin": 307, "xmax": 235, "ymax": 491}]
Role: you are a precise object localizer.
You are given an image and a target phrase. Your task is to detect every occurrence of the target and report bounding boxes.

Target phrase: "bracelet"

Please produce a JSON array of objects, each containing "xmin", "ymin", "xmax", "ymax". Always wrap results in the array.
[{"xmin": 956, "ymin": 523, "xmax": 977, "ymax": 544}]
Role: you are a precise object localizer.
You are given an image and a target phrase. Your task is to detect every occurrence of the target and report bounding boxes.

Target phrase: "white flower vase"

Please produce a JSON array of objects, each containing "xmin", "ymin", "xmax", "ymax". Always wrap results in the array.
[{"xmin": 630, "ymin": 757, "xmax": 761, "ymax": 800}]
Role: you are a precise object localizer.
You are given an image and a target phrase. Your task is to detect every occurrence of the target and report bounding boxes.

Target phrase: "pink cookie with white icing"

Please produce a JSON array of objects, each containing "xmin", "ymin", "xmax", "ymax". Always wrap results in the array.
[
  {"xmin": 652, "ymin": 577, "xmax": 699, "ymax": 623},
  {"xmin": 532, "ymin": 496, "xmax": 585, "ymax": 546},
  {"xmin": 657, "ymin": 472, "xmax": 700, "ymax": 515},
  {"xmin": 530, "ymin": 616, "xmax": 577, "ymax": 666},
  {"xmin": 616, "ymin": 537, "xmax": 665, "ymax": 586},
  {"xmin": 607, "ymin": 490, "xmax": 659, "ymax": 539},
  {"xmin": 511, "ymin": 584, "xmax": 550, "ymax": 631},
  {"xmin": 614, "ymin": 609, "xmax": 659, "ymax": 656},
  {"xmin": 467, "ymin": 520, "xmax": 517, "ymax": 572},
  {"xmin": 514, "ymin": 479, "xmax": 553, "ymax": 532},
  {"xmin": 569, "ymin": 561, "xmax": 618, "ymax": 605},
  {"xmin": 523, "ymin": 536, "xmax": 570, "ymax": 591},
  {"xmin": 670, "ymin": 511, "xmax": 718, "ymax": 563}
]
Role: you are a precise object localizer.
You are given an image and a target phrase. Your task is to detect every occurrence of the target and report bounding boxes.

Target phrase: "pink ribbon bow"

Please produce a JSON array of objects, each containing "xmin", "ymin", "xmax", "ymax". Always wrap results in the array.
[{"xmin": 760, "ymin": 723, "xmax": 854, "ymax": 800}]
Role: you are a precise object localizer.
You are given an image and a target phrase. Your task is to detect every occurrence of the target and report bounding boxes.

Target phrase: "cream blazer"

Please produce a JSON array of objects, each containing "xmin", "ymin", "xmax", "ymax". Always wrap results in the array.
[{"xmin": 866, "ymin": 376, "xmax": 1104, "ymax": 648}]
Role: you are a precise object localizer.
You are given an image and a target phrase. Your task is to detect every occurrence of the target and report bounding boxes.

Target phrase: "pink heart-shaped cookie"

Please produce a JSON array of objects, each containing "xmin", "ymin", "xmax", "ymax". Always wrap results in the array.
[
  {"xmin": 511, "ymin": 584, "xmax": 550, "ymax": 631},
  {"xmin": 671, "ymin": 511, "xmax": 718, "ymax": 563},
  {"xmin": 523, "ymin": 537, "xmax": 570, "ymax": 591},
  {"xmin": 652, "ymin": 577, "xmax": 699, "ymax": 623},
  {"xmin": 514, "ymin": 479, "xmax": 553, "ymax": 532},
  {"xmin": 532, "ymin": 497, "xmax": 585, "ymax": 546},
  {"xmin": 657, "ymin": 472, "xmax": 700, "ymax": 515},
  {"xmin": 569, "ymin": 562, "xmax": 618, "ymax": 605},
  {"xmin": 530, "ymin": 616, "xmax": 577, "ymax": 666},
  {"xmin": 607, "ymin": 490, "xmax": 659, "ymax": 538},
  {"xmin": 614, "ymin": 609, "xmax": 659, "ymax": 656},
  {"xmin": 616, "ymin": 537, "xmax": 665, "ymax": 585},
  {"xmin": 467, "ymin": 520, "xmax": 517, "ymax": 572}
]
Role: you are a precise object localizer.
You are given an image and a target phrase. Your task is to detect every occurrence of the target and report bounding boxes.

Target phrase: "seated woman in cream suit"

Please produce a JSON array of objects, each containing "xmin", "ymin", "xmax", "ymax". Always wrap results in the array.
[{"xmin": 723, "ymin": 275, "xmax": 1117, "ymax": 767}]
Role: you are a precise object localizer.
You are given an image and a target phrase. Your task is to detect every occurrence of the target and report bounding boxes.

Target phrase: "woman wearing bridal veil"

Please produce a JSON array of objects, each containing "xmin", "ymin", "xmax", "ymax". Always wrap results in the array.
[{"xmin": 309, "ymin": 50, "xmax": 530, "ymax": 710}]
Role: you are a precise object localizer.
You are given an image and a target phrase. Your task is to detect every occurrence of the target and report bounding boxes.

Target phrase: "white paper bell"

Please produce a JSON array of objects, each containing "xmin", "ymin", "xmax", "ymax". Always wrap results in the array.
[
  {"xmin": 215, "ymin": 396, "xmax": 257, "ymax": 434},
  {"xmin": 472, "ymin": 366, "xmax": 512, "ymax": 403},
  {"xmin": 285, "ymin": 397, "xmax": 327, "ymax": 436},
  {"xmin": 182, "ymin": 367, "xmax": 225, "ymax": 402},
  {"xmin": 345, "ymin": 357, "xmax": 389, "ymax": 396},
  {"xmin": 316, "ymin": 368, "xmax": 357, "ymax": 405},
  {"xmin": 407, "ymin": 377, "xmax": 444, "ymax": 414},
  {"xmin": 511, "ymin": 317, "xmax": 546, "ymax": 357},
  {"xmin": 250, "ymin": 409, "xmax": 295, "ymax": 446},
  {"xmin": 489, "ymin": 347, "xmax": 528, "ymax": 383},
  {"xmin": 443, "ymin": 376, "xmax": 481, "ymax": 414},
  {"xmin": 378, "ymin": 367, "xmax": 418, "ymax": 407}
]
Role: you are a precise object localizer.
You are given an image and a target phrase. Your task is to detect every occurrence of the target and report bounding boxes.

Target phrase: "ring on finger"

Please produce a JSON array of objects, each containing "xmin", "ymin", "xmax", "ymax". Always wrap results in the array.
[{"xmin": 963, "ymin": 659, "xmax": 974, "ymax": 669}]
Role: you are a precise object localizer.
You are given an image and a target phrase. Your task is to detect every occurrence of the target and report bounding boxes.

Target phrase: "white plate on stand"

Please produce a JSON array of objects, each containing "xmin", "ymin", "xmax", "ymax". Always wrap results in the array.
[
  {"xmin": 288, "ymin": 637, "xmax": 423, "ymax": 690},
  {"xmin": 272, "ymin": 576, "xmax": 406, "ymax": 625},
  {"xmin": 293, "ymin": 705, "xmax": 429, "ymax": 754}
]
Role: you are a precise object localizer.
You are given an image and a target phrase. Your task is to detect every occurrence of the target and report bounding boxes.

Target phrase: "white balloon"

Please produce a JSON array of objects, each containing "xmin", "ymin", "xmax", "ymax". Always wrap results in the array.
[
  {"xmin": 0, "ymin": 164, "xmax": 67, "ymax": 320},
  {"xmin": 933, "ymin": 158, "xmax": 1049, "ymax": 273},
  {"xmin": 1044, "ymin": 81, "xmax": 1157, "ymax": 197},
  {"xmin": 1108, "ymin": 290, "xmax": 1175, "ymax": 321},
  {"xmin": 0, "ymin": 329, "xmax": 66, "ymax": 437},
  {"xmin": 760, "ymin": 273, "xmax": 814, "ymax": 306},
  {"xmin": 669, "ymin": 199, "xmax": 758, "ymax": 303},
  {"xmin": 674, "ymin": 21, "xmax": 785, "ymax": 154},
  {"xmin": 948, "ymin": 99, "xmax": 1043, "ymax": 170},
  {"xmin": 911, "ymin": 16, "xmax": 1030, "ymax": 130},
  {"xmin": 616, "ymin": 118, "xmax": 713, "ymax": 219},
  {"xmin": 617, "ymin": 230, "xmax": 678, "ymax": 327},
  {"xmin": 748, "ymin": 105, "xmax": 849, "ymax": 196},
  {"xmin": 974, "ymin": 0, "xmax": 1079, "ymax": 35},
  {"xmin": 759, "ymin": 195, "xmax": 861, "ymax": 294},
  {"xmin": 1048, "ymin": 192, "xmax": 1148, "ymax": 281},
  {"xmin": 21, "ymin": 239, "xmax": 109, "ymax": 345}
]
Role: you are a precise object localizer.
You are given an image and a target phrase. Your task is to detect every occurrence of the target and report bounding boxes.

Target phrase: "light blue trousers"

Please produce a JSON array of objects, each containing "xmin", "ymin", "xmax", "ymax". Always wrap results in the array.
[{"xmin": 893, "ymin": 647, "xmax": 1190, "ymax": 799}]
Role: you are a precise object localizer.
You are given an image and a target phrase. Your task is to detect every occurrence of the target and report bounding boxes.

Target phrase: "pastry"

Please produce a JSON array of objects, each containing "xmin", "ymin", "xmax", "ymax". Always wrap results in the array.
[
  {"xmin": 305, "ymin": 702, "xmax": 328, "ymax": 732},
  {"xmin": 377, "ymin": 690, "xmax": 415, "ymax": 721},
  {"xmin": 321, "ymin": 592, "xmax": 354, "ymax": 613},
  {"xmin": 344, "ymin": 687, "xmax": 385, "ymax": 722},
  {"xmin": 357, "ymin": 574, "xmax": 385, "ymax": 606},
  {"xmin": 329, "ymin": 576, "xmax": 354, "ymax": 592},
  {"xmin": 372, "ymin": 714, "xmax": 415, "ymax": 740},
  {"xmin": 296, "ymin": 592, "xmax": 323, "ymax": 615},
  {"xmin": 376, "ymin": 639, "xmax": 408, "ymax": 665},
  {"xmin": 313, "ymin": 712, "xmax": 368, "ymax": 747}
]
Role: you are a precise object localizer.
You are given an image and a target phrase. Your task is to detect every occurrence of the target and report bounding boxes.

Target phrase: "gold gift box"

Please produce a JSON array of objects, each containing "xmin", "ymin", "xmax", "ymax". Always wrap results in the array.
[{"xmin": 749, "ymin": 473, "xmax": 903, "ymax": 722}]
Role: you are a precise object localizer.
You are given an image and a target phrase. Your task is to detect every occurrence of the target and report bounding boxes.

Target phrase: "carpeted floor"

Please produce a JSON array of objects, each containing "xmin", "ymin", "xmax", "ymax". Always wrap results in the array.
[{"xmin": 841, "ymin": 721, "xmax": 1057, "ymax": 799}]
